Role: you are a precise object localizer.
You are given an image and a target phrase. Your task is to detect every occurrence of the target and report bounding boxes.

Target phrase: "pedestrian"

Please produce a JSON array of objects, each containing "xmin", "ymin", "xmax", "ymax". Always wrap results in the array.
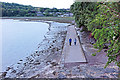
[
  {"xmin": 74, "ymin": 38, "xmax": 77, "ymax": 45},
  {"xmin": 69, "ymin": 38, "xmax": 72, "ymax": 46}
]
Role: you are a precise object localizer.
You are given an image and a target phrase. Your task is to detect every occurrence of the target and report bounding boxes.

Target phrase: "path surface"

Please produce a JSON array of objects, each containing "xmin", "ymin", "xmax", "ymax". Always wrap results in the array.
[{"xmin": 62, "ymin": 25, "xmax": 86, "ymax": 63}]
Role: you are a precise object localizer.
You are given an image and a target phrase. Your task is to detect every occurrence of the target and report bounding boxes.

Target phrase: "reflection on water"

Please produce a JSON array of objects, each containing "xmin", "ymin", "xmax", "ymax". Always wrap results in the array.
[{"xmin": 2, "ymin": 19, "xmax": 49, "ymax": 71}]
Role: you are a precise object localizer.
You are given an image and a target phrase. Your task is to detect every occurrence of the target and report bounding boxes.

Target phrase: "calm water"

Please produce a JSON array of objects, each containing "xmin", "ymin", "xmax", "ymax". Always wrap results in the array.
[{"xmin": 2, "ymin": 19, "xmax": 49, "ymax": 71}]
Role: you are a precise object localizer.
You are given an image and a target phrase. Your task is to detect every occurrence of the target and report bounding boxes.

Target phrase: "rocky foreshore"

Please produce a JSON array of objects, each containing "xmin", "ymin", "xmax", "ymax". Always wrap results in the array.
[{"xmin": 0, "ymin": 20, "xmax": 70, "ymax": 78}]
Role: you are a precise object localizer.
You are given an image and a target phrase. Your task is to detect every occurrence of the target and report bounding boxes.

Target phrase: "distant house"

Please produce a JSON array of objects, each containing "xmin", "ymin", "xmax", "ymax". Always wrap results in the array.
[
  {"xmin": 29, "ymin": 10, "xmax": 36, "ymax": 13},
  {"xmin": 63, "ymin": 13, "xmax": 70, "ymax": 17},
  {"xmin": 58, "ymin": 13, "xmax": 73, "ymax": 17},
  {"xmin": 69, "ymin": 13, "xmax": 73, "ymax": 17},
  {"xmin": 58, "ymin": 15, "xmax": 64, "ymax": 17},
  {"xmin": 49, "ymin": 12, "xmax": 53, "ymax": 15},
  {"xmin": 36, "ymin": 12, "xmax": 44, "ymax": 17},
  {"xmin": 56, "ymin": 12, "xmax": 62, "ymax": 15},
  {"xmin": 53, "ymin": 13, "xmax": 57, "ymax": 17}
]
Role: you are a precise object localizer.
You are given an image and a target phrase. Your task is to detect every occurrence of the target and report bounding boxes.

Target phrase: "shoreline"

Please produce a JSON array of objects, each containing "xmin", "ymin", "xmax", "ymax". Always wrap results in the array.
[
  {"xmin": 0, "ymin": 19, "xmax": 70, "ymax": 78},
  {"xmin": 0, "ymin": 17, "xmax": 74, "ymax": 23}
]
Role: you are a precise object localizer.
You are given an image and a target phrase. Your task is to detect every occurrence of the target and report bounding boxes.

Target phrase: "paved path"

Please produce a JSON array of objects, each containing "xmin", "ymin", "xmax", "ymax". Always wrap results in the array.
[{"xmin": 62, "ymin": 25, "xmax": 86, "ymax": 63}]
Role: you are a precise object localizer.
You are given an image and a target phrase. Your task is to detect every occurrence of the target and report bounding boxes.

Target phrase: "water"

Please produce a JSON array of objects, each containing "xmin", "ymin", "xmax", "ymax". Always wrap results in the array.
[{"xmin": 1, "ymin": 19, "xmax": 49, "ymax": 71}]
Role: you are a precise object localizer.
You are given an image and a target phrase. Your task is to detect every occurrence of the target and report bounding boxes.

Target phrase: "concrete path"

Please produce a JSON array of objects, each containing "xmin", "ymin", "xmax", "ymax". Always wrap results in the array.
[{"xmin": 62, "ymin": 25, "xmax": 86, "ymax": 63}]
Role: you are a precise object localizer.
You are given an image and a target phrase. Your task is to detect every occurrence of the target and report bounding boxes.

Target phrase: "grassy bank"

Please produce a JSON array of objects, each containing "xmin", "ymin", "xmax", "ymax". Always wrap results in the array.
[{"xmin": 1, "ymin": 17, "xmax": 74, "ymax": 23}]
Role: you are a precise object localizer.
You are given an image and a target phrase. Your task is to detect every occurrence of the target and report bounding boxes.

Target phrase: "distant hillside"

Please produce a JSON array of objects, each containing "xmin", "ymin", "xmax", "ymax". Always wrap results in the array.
[{"xmin": 0, "ymin": 2, "xmax": 71, "ymax": 17}]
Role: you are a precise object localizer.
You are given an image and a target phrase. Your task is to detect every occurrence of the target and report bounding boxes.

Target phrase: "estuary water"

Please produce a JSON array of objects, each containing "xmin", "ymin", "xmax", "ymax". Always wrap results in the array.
[{"xmin": 1, "ymin": 19, "xmax": 49, "ymax": 71}]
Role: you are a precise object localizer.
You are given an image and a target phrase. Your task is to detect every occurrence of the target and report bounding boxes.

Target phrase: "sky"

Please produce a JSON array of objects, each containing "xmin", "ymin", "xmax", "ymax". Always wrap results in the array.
[{"xmin": 0, "ymin": 0, "xmax": 74, "ymax": 9}]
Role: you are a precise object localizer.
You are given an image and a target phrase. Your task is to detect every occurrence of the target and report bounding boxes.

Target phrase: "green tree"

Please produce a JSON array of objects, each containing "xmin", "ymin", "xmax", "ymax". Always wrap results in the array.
[{"xmin": 70, "ymin": 2, "xmax": 120, "ymax": 68}]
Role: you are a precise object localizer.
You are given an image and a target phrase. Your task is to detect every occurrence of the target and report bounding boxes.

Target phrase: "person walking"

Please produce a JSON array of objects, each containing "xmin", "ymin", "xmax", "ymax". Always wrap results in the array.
[
  {"xmin": 69, "ymin": 38, "xmax": 72, "ymax": 46},
  {"xmin": 74, "ymin": 38, "xmax": 77, "ymax": 45}
]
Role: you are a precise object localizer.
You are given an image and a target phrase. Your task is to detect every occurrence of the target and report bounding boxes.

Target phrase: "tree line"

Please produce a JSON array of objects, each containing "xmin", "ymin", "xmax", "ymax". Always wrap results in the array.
[
  {"xmin": 0, "ymin": 2, "xmax": 70, "ymax": 17},
  {"xmin": 70, "ymin": 2, "xmax": 120, "ymax": 68}
]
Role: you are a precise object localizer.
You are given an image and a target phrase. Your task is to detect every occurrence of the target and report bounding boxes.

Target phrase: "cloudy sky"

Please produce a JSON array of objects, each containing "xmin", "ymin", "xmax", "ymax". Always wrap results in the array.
[{"xmin": 0, "ymin": 0, "xmax": 74, "ymax": 9}]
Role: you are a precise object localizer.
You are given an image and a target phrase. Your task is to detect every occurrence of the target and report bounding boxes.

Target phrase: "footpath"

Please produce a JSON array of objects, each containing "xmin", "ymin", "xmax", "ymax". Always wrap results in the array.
[
  {"xmin": 57, "ymin": 25, "xmax": 119, "ymax": 78},
  {"xmin": 62, "ymin": 25, "xmax": 86, "ymax": 63}
]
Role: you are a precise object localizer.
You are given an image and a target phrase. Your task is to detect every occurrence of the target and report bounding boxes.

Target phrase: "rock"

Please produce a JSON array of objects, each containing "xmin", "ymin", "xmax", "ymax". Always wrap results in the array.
[
  {"xmin": 105, "ymin": 68, "xmax": 117, "ymax": 73},
  {"xmin": 53, "ymin": 41, "xmax": 55, "ymax": 43},
  {"xmin": 100, "ymin": 76, "xmax": 109, "ymax": 78},
  {"xmin": 59, "ymin": 64, "xmax": 64, "ymax": 68},
  {"xmin": 66, "ymin": 73, "xmax": 72, "ymax": 77},
  {"xmin": 35, "ymin": 50, "xmax": 38, "ymax": 53},
  {"xmin": 31, "ymin": 74, "xmax": 40, "ymax": 78},
  {"xmin": 34, "ymin": 62, "xmax": 40, "ymax": 65},
  {"xmin": 58, "ymin": 73, "xmax": 66, "ymax": 78},
  {"xmin": 51, "ymin": 62, "xmax": 58, "ymax": 66},
  {"xmin": 46, "ymin": 60, "xmax": 51, "ymax": 63},
  {"xmin": 1, "ymin": 72, "xmax": 7, "ymax": 77},
  {"xmin": 104, "ymin": 50, "xmax": 107, "ymax": 52},
  {"xmin": 20, "ymin": 60, "xmax": 23, "ymax": 61},
  {"xmin": 51, "ymin": 49, "xmax": 55, "ymax": 53},
  {"xmin": 37, "ymin": 54, "xmax": 39, "ymax": 56},
  {"xmin": 53, "ymin": 71, "xmax": 56, "ymax": 75},
  {"xmin": 11, "ymin": 70, "xmax": 16, "ymax": 73},
  {"xmin": 35, "ymin": 60, "xmax": 40, "ymax": 62},
  {"xmin": 6, "ymin": 67, "xmax": 11, "ymax": 71},
  {"xmin": 110, "ymin": 73, "xmax": 118, "ymax": 77},
  {"xmin": 30, "ymin": 59, "xmax": 34, "ymax": 62},
  {"xmin": 86, "ymin": 75, "xmax": 93, "ymax": 78},
  {"xmin": 17, "ymin": 62, "xmax": 21, "ymax": 64},
  {"xmin": 24, "ymin": 63, "xmax": 26, "ymax": 66},
  {"xmin": 57, "ymin": 48, "xmax": 59, "ymax": 51}
]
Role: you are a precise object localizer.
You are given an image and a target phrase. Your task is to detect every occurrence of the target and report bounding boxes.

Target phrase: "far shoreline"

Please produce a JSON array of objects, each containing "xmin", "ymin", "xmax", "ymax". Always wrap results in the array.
[{"xmin": 0, "ymin": 17, "xmax": 74, "ymax": 23}]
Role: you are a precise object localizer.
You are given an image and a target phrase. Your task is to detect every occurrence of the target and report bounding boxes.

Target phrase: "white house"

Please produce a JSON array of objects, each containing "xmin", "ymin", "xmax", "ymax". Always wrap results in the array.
[{"xmin": 37, "ymin": 12, "xmax": 44, "ymax": 17}]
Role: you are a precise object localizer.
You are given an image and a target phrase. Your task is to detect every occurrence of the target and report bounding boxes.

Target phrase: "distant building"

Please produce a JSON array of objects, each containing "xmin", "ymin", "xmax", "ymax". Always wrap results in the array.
[
  {"xmin": 29, "ymin": 10, "xmax": 36, "ymax": 13},
  {"xmin": 58, "ymin": 13, "xmax": 73, "ymax": 17},
  {"xmin": 49, "ymin": 12, "xmax": 53, "ymax": 15},
  {"xmin": 58, "ymin": 15, "xmax": 64, "ymax": 17},
  {"xmin": 36, "ymin": 12, "xmax": 44, "ymax": 17},
  {"xmin": 56, "ymin": 12, "xmax": 62, "ymax": 15},
  {"xmin": 69, "ymin": 13, "xmax": 73, "ymax": 17}
]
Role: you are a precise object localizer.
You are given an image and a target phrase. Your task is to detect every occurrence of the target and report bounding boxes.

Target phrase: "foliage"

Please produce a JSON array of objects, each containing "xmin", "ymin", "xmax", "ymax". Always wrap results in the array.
[
  {"xmin": 0, "ymin": 2, "xmax": 70, "ymax": 17},
  {"xmin": 70, "ymin": 2, "xmax": 99, "ymax": 31},
  {"xmin": 70, "ymin": 2, "xmax": 120, "ymax": 68}
]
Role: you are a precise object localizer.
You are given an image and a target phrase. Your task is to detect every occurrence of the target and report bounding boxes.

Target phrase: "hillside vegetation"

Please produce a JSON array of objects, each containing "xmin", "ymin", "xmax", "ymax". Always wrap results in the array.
[
  {"xmin": 70, "ymin": 2, "xmax": 120, "ymax": 68},
  {"xmin": 0, "ymin": 2, "xmax": 70, "ymax": 17}
]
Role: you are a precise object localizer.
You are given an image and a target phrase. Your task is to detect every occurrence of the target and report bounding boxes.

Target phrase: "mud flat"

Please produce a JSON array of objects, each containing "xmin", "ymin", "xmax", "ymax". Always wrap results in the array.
[
  {"xmin": 0, "ymin": 20, "xmax": 70, "ymax": 78},
  {"xmin": 1, "ymin": 17, "xmax": 74, "ymax": 23}
]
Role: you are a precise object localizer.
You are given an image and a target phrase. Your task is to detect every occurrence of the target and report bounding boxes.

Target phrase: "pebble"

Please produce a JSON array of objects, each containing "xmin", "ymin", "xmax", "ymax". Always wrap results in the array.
[
  {"xmin": 11, "ymin": 70, "xmax": 16, "ymax": 73},
  {"xmin": 34, "ymin": 62, "xmax": 40, "ymax": 65},
  {"xmin": 52, "ymin": 71, "xmax": 56, "ymax": 75},
  {"xmin": 19, "ymin": 60, "xmax": 23, "ymax": 61},
  {"xmin": 1, "ymin": 72, "xmax": 7, "ymax": 77},
  {"xmin": 104, "ymin": 68, "xmax": 117, "ymax": 73},
  {"xmin": 100, "ymin": 75, "xmax": 109, "ymax": 78},
  {"xmin": 6, "ymin": 67, "xmax": 11, "ymax": 71},
  {"xmin": 110, "ymin": 73, "xmax": 118, "ymax": 77},
  {"xmin": 58, "ymin": 73, "xmax": 66, "ymax": 78},
  {"xmin": 51, "ymin": 62, "xmax": 58, "ymax": 66}
]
